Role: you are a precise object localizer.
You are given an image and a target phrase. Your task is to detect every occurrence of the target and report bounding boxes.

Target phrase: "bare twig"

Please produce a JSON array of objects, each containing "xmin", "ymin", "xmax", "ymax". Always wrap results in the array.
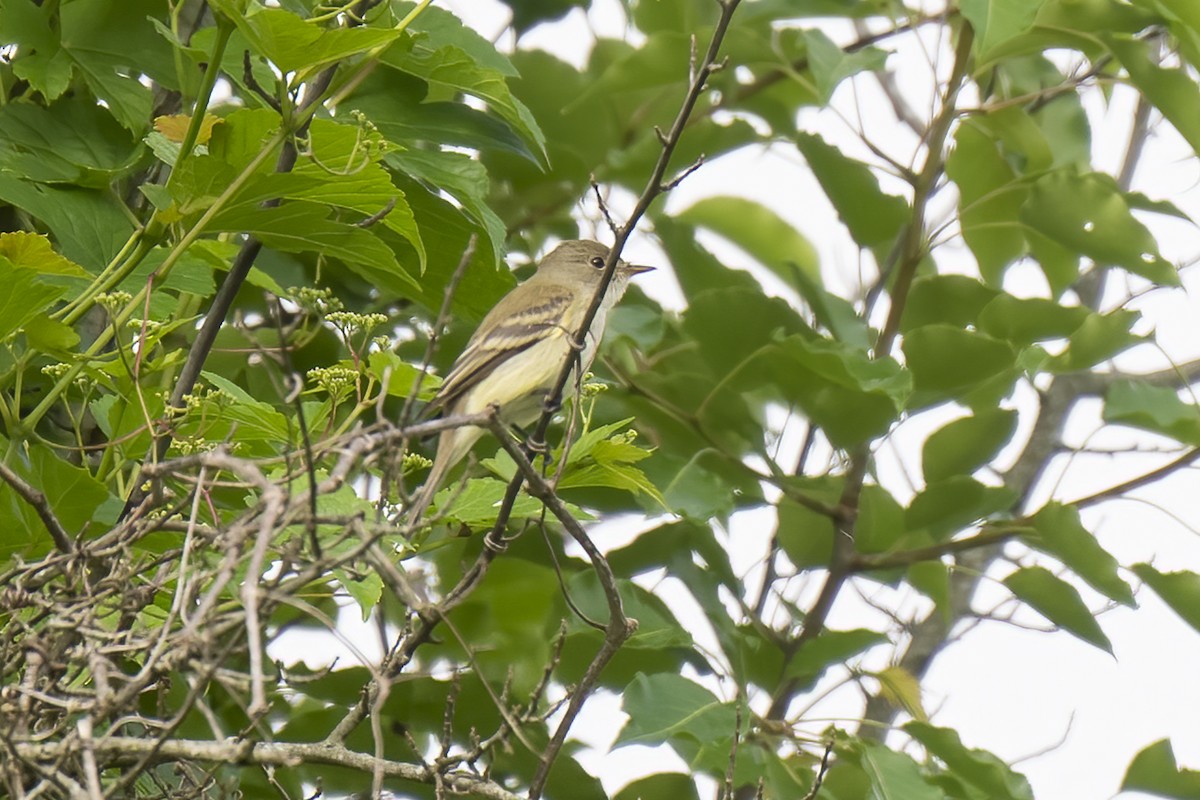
[{"xmin": 1067, "ymin": 448, "xmax": 1200, "ymax": 509}]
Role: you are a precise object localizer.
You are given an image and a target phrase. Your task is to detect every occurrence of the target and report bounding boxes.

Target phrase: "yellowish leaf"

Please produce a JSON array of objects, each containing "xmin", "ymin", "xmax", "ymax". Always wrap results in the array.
[
  {"xmin": 154, "ymin": 113, "xmax": 222, "ymax": 144},
  {"xmin": 874, "ymin": 665, "xmax": 928, "ymax": 722}
]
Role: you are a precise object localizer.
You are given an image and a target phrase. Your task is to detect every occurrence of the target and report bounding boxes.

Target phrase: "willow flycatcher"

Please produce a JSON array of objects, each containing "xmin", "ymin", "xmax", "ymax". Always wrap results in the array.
[{"xmin": 407, "ymin": 239, "xmax": 652, "ymax": 523}]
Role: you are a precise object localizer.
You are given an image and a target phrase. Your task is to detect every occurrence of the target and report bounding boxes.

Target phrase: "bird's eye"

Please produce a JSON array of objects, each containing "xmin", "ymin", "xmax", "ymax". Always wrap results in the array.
[{"xmin": 589, "ymin": 256, "xmax": 606, "ymax": 269}]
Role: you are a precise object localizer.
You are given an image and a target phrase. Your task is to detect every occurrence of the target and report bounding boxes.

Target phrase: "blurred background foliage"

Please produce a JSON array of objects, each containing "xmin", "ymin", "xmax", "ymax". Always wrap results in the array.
[{"xmin": 2, "ymin": 0, "xmax": 1200, "ymax": 797}]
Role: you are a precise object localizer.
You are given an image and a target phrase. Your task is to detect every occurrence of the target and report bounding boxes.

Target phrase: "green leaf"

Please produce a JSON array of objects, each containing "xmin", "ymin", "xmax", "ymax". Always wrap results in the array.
[
  {"xmin": 905, "ymin": 722, "xmax": 1035, "ymax": 800},
  {"xmin": 431, "ymin": 477, "xmax": 585, "ymax": 525},
  {"xmin": 654, "ymin": 215, "xmax": 763, "ymax": 302},
  {"xmin": 857, "ymin": 485, "xmax": 908, "ymax": 554},
  {"xmin": 1021, "ymin": 171, "xmax": 1179, "ymax": 285},
  {"xmin": 382, "ymin": 31, "xmax": 547, "ymax": 162},
  {"xmin": 1107, "ymin": 34, "xmax": 1200, "ymax": 157},
  {"xmin": 615, "ymin": 673, "xmax": 737, "ymax": 748},
  {"xmin": 566, "ymin": 575, "xmax": 693, "ymax": 651},
  {"xmin": 0, "ymin": 101, "xmax": 140, "ymax": 187},
  {"xmin": 961, "ymin": 0, "xmax": 1047, "ymax": 57},
  {"xmin": 854, "ymin": 741, "xmax": 948, "ymax": 800},
  {"xmin": 661, "ymin": 453, "xmax": 733, "ymax": 520},
  {"xmin": 65, "ymin": 41, "xmax": 153, "ymax": 134},
  {"xmin": 557, "ymin": 440, "xmax": 664, "ymax": 506},
  {"xmin": 1121, "ymin": 739, "xmax": 1200, "ymax": 799},
  {"xmin": 0, "ymin": 440, "xmax": 115, "ymax": 557},
  {"xmin": 351, "ymin": 70, "xmax": 536, "ymax": 162},
  {"xmin": 232, "ymin": 5, "xmax": 401, "ymax": 74},
  {"xmin": 405, "ymin": 2, "xmax": 518, "ymax": 77},
  {"xmin": 801, "ymin": 28, "xmax": 888, "ymax": 103},
  {"xmin": 794, "ymin": 132, "xmax": 908, "ymax": 255},
  {"xmin": 0, "ymin": 0, "xmax": 73, "ymax": 99},
  {"xmin": 777, "ymin": 481, "xmax": 839, "ymax": 569},
  {"xmin": 333, "ymin": 569, "xmax": 383, "ymax": 622},
  {"xmin": 501, "ymin": 0, "xmax": 588, "ymax": 33},
  {"xmin": 197, "ymin": 372, "xmax": 292, "ymax": 442},
  {"xmin": 1003, "ymin": 566, "xmax": 1113, "ymax": 653},
  {"xmin": 0, "ymin": 177, "xmax": 134, "ymax": 272},
  {"xmin": 902, "ymin": 325, "xmax": 1016, "ymax": 398},
  {"xmin": 1047, "ymin": 309, "xmax": 1142, "ymax": 372},
  {"xmin": 786, "ymin": 628, "xmax": 887, "ymax": 688},
  {"xmin": 676, "ymin": 196, "xmax": 820, "ymax": 288},
  {"xmin": 235, "ymin": 170, "xmax": 424, "ymax": 269},
  {"xmin": 1028, "ymin": 503, "xmax": 1135, "ymax": 606},
  {"xmin": 1132, "ymin": 564, "xmax": 1200, "ymax": 634},
  {"xmin": 1103, "ymin": 380, "xmax": 1200, "ymax": 445},
  {"xmin": 901, "ymin": 275, "xmax": 999, "ymax": 332},
  {"xmin": 0, "ymin": 267, "xmax": 66, "ymax": 341},
  {"xmin": 947, "ymin": 121, "xmax": 1028, "ymax": 284},
  {"xmin": 614, "ymin": 773, "xmax": 701, "ymax": 800},
  {"xmin": 922, "ymin": 410, "xmax": 1018, "ymax": 483},
  {"xmin": 385, "ymin": 147, "xmax": 500, "ymax": 267},
  {"xmin": 208, "ymin": 201, "xmax": 419, "ymax": 292},
  {"xmin": 907, "ymin": 477, "xmax": 1017, "ymax": 541},
  {"xmin": 0, "ymin": 232, "xmax": 88, "ymax": 277},
  {"xmin": 368, "ymin": 350, "xmax": 436, "ymax": 399},
  {"xmin": 771, "ymin": 333, "xmax": 911, "ymax": 447},
  {"xmin": 976, "ymin": 295, "xmax": 1091, "ymax": 345}
]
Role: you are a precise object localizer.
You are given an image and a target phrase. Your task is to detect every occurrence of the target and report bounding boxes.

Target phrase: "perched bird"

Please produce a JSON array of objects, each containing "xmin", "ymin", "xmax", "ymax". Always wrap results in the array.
[{"xmin": 407, "ymin": 239, "xmax": 653, "ymax": 523}]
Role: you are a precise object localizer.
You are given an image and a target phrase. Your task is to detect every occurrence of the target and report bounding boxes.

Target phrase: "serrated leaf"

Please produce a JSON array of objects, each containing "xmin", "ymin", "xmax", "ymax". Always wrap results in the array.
[
  {"xmin": 1021, "ymin": 171, "xmax": 1179, "ymax": 285},
  {"xmin": 1104, "ymin": 380, "xmax": 1200, "ymax": 445},
  {"xmin": 0, "ymin": 232, "xmax": 88, "ymax": 277},
  {"xmin": 1132, "ymin": 564, "xmax": 1200, "ymax": 634},
  {"xmin": 1107, "ymin": 34, "xmax": 1200, "ymax": 157},
  {"xmin": 1003, "ymin": 566, "xmax": 1113, "ymax": 653},
  {"xmin": 802, "ymin": 28, "xmax": 888, "ymax": 103},
  {"xmin": 233, "ymin": 5, "xmax": 401, "ymax": 74},
  {"xmin": 0, "ymin": 268, "xmax": 66, "ymax": 341},
  {"xmin": 1121, "ymin": 739, "xmax": 1200, "ymax": 799},
  {"xmin": 615, "ymin": 673, "xmax": 736, "ymax": 748},
  {"xmin": 1029, "ymin": 503, "xmax": 1135, "ymax": 606},
  {"xmin": 0, "ymin": 440, "xmax": 115, "ymax": 557},
  {"xmin": 795, "ymin": 131, "xmax": 908, "ymax": 257},
  {"xmin": 905, "ymin": 722, "xmax": 1035, "ymax": 800},
  {"xmin": 382, "ymin": 32, "xmax": 547, "ymax": 162},
  {"xmin": 209, "ymin": 201, "xmax": 418, "ymax": 292},
  {"xmin": 856, "ymin": 741, "xmax": 948, "ymax": 800}
]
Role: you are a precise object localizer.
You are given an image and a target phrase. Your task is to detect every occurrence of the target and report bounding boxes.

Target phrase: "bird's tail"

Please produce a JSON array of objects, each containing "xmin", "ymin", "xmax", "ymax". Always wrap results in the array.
[
  {"xmin": 404, "ymin": 425, "xmax": 479, "ymax": 528},
  {"xmin": 404, "ymin": 442, "xmax": 450, "ymax": 528}
]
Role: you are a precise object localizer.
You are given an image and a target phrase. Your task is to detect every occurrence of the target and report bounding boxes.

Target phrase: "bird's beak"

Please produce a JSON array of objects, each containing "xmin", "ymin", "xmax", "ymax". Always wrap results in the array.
[{"xmin": 623, "ymin": 263, "xmax": 655, "ymax": 276}]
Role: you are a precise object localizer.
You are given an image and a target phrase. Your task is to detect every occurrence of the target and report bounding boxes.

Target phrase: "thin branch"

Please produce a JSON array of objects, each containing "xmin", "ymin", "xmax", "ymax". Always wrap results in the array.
[
  {"xmin": 0, "ymin": 462, "xmax": 74, "ymax": 554},
  {"xmin": 10, "ymin": 737, "xmax": 524, "ymax": 800},
  {"xmin": 1067, "ymin": 448, "xmax": 1200, "ymax": 509},
  {"xmin": 765, "ymin": 20, "xmax": 976, "ymax": 724},
  {"xmin": 853, "ymin": 526, "xmax": 1030, "ymax": 572}
]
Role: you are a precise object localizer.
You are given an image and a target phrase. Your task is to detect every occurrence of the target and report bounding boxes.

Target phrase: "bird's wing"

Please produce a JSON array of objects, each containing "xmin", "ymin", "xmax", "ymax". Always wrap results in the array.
[{"xmin": 427, "ymin": 287, "xmax": 574, "ymax": 413}]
